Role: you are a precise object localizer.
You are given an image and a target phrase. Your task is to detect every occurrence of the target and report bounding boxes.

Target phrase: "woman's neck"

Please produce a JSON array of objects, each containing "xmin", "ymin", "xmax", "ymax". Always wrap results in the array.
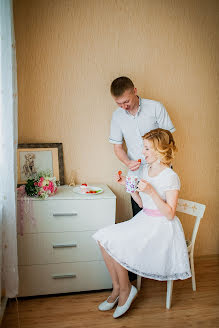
[{"xmin": 148, "ymin": 160, "xmax": 168, "ymax": 175}]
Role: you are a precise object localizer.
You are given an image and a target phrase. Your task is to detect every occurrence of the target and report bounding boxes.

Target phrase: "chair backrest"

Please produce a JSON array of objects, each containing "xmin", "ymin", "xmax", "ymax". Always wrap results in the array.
[{"xmin": 176, "ymin": 198, "xmax": 206, "ymax": 254}]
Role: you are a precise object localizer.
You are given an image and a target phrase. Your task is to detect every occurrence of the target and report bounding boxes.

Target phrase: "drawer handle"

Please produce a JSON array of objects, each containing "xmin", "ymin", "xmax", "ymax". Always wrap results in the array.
[
  {"xmin": 53, "ymin": 243, "xmax": 77, "ymax": 248},
  {"xmin": 53, "ymin": 213, "xmax": 78, "ymax": 217},
  {"xmin": 52, "ymin": 273, "xmax": 76, "ymax": 279}
]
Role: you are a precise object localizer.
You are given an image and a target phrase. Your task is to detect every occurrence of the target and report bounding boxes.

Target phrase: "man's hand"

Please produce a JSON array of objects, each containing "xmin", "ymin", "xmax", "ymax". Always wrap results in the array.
[
  {"xmin": 114, "ymin": 145, "xmax": 142, "ymax": 171},
  {"xmin": 127, "ymin": 160, "xmax": 141, "ymax": 171}
]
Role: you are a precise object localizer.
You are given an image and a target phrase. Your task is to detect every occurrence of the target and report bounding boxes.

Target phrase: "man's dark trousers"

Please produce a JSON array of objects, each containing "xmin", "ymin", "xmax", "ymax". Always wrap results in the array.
[{"xmin": 128, "ymin": 197, "xmax": 142, "ymax": 282}]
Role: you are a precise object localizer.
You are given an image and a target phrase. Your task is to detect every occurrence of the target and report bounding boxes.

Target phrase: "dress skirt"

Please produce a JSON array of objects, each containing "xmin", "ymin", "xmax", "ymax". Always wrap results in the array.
[{"xmin": 92, "ymin": 210, "xmax": 191, "ymax": 281}]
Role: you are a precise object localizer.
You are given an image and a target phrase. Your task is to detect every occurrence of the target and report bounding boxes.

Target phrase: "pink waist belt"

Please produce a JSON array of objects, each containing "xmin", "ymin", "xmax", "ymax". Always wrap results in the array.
[{"xmin": 143, "ymin": 208, "xmax": 162, "ymax": 217}]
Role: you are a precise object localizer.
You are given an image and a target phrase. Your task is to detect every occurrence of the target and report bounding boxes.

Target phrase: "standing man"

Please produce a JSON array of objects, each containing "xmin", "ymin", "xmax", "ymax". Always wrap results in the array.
[{"xmin": 109, "ymin": 76, "xmax": 176, "ymax": 217}]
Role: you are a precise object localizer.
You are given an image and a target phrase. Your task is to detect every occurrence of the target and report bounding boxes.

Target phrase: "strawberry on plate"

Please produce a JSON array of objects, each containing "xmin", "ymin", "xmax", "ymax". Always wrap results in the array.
[{"xmin": 74, "ymin": 186, "xmax": 103, "ymax": 195}]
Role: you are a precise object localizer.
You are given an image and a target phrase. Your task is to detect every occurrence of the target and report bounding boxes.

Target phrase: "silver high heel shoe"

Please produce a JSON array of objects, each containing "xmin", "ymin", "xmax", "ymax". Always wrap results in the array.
[
  {"xmin": 113, "ymin": 285, "xmax": 138, "ymax": 318},
  {"xmin": 98, "ymin": 296, "xmax": 119, "ymax": 311}
]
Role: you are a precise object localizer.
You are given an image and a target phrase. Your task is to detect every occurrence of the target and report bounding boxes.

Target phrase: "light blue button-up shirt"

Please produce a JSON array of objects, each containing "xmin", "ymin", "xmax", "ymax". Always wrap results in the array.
[{"xmin": 109, "ymin": 98, "xmax": 175, "ymax": 177}]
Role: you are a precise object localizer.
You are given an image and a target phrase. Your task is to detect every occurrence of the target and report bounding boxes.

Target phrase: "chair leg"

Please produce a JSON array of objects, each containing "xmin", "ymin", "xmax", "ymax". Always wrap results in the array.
[
  {"xmin": 190, "ymin": 253, "xmax": 196, "ymax": 291},
  {"xmin": 166, "ymin": 280, "xmax": 173, "ymax": 309},
  {"xmin": 136, "ymin": 275, "xmax": 142, "ymax": 291}
]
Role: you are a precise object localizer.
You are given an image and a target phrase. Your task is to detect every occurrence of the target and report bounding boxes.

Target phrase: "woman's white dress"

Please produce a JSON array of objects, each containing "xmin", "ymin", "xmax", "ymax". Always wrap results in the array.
[{"xmin": 92, "ymin": 167, "xmax": 191, "ymax": 281}]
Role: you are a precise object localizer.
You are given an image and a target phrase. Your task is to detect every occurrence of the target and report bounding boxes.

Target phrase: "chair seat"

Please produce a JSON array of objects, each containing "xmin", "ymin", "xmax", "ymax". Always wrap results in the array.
[{"xmin": 186, "ymin": 239, "xmax": 192, "ymax": 252}]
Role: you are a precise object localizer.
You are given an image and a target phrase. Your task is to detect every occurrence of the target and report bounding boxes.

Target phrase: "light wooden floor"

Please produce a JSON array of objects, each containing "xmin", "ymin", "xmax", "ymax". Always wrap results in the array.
[{"xmin": 1, "ymin": 255, "xmax": 219, "ymax": 328}]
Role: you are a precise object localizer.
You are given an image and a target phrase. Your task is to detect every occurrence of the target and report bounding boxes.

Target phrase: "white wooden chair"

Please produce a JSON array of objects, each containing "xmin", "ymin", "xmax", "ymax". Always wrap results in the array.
[{"xmin": 136, "ymin": 198, "xmax": 206, "ymax": 309}]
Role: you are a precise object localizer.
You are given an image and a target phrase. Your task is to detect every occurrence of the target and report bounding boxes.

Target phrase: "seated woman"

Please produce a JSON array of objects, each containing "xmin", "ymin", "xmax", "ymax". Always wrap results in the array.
[{"xmin": 93, "ymin": 128, "xmax": 191, "ymax": 318}]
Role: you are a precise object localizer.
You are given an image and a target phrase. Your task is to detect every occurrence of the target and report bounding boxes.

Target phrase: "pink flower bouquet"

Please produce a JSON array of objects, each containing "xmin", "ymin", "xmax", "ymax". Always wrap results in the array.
[{"xmin": 25, "ymin": 171, "xmax": 59, "ymax": 199}]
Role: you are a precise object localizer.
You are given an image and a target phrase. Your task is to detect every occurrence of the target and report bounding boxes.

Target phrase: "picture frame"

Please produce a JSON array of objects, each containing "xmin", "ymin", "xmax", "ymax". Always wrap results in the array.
[{"xmin": 17, "ymin": 143, "xmax": 64, "ymax": 186}]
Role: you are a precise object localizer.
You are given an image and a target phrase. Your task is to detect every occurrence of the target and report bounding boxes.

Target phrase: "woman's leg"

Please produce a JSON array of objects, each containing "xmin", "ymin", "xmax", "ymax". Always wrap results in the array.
[
  {"xmin": 112, "ymin": 258, "xmax": 132, "ymax": 306},
  {"xmin": 99, "ymin": 243, "xmax": 120, "ymax": 302}
]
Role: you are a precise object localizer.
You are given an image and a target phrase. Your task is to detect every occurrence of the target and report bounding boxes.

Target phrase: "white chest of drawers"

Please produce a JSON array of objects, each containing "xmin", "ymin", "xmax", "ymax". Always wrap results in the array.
[{"xmin": 17, "ymin": 184, "xmax": 116, "ymax": 297}]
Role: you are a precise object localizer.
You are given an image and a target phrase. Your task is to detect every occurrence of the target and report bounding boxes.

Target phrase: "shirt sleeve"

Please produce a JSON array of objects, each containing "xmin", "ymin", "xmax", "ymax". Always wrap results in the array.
[
  {"xmin": 109, "ymin": 114, "xmax": 123, "ymax": 144},
  {"xmin": 155, "ymin": 102, "xmax": 176, "ymax": 133},
  {"xmin": 164, "ymin": 173, "xmax": 181, "ymax": 192}
]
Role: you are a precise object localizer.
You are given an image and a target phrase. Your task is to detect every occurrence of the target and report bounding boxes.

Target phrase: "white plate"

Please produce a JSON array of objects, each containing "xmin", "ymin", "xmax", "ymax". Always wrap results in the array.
[{"xmin": 72, "ymin": 186, "xmax": 104, "ymax": 195}]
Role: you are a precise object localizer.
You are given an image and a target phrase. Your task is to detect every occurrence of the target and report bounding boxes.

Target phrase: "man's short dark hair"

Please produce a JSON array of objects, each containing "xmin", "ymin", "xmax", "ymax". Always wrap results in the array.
[{"xmin": 110, "ymin": 76, "xmax": 134, "ymax": 97}]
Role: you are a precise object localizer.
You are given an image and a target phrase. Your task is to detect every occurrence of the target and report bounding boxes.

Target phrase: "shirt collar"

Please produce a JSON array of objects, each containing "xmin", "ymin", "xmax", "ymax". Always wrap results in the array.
[{"xmin": 137, "ymin": 96, "xmax": 141, "ymax": 114}]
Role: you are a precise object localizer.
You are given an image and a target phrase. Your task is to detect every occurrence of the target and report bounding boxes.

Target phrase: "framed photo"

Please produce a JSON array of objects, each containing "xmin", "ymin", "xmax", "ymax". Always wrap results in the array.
[{"xmin": 17, "ymin": 143, "xmax": 64, "ymax": 186}]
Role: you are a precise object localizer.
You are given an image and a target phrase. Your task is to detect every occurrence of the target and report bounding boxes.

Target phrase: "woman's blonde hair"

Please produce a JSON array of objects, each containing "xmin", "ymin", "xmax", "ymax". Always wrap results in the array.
[{"xmin": 142, "ymin": 128, "xmax": 177, "ymax": 165}]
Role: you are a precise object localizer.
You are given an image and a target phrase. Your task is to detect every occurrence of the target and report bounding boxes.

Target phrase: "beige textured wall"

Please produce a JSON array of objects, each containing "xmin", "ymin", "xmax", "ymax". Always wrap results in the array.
[{"xmin": 14, "ymin": 0, "xmax": 218, "ymax": 256}]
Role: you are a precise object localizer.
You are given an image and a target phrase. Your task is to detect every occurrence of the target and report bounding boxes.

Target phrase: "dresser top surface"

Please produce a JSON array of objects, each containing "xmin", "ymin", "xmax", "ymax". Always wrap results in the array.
[{"xmin": 18, "ymin": 184, "xmax": 116, "ymax": 201}]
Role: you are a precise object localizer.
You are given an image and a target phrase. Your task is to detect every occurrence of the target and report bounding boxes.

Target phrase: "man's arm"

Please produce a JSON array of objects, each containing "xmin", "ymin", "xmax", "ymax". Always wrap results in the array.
[
  {"xmin": 114, "ymin": 144, "xmax": 129, "ymax": 166},
  {"xmin": 114, "ymin": 144, "xmax": 141, "ymax": 171}
]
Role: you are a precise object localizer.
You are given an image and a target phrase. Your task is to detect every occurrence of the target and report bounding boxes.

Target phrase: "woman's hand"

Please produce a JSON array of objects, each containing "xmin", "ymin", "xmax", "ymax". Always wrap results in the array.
[
  {"xmin": 115, "ymin": 172, "xmax": 126, "ymax": 186},
  {"xmin": 137, "ymin": 179, "xmax": 155, "ymax": 195}
]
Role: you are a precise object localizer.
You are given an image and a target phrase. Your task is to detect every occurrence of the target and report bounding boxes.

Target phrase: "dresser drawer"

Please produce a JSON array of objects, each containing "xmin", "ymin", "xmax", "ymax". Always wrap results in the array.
[
  {"xmin": 18, "ymin": 261, "xmax": 112, "ymax": 296},
  {"xmin": 18, "ymin": 231, "xmax": 102, "ymax": 265},
  {"xmin": 19, "ymin": 198, "xmax": 115, "ymax": 233}
]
